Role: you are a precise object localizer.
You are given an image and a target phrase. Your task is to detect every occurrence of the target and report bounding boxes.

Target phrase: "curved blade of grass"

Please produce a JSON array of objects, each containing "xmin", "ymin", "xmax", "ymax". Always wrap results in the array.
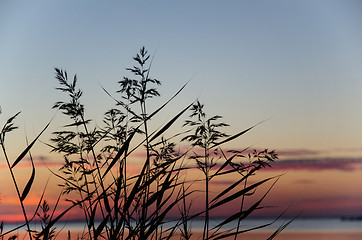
[
  {"xmin": 210, "ymin": 154, "xmax": 237, "ymax": 180},
  {"xmin": 150, "ymin": 129, "xmax": 193, "ymax": 148},
  {"xmin": 63, "ymin": 119, "xmax": 91, "ymax": 128},
  {"xmin": 212, "ymin": 186, "xmax": 271, "ymax": 230},
  {"xmin": 99, "ymin": 83, "xmax": 139, "ymax": 118},
  {"xmin": 147, "ymin": 81, "xmax": 189, "ymax": 121},
  {"xmin": 103, "ymin": 129, "xmax": 136, "ymax": 178},
  {"xmin": 20, "ymin": 153, "xmax": 35, "ymax": 201},
  {"xmin": 211, "ymin": 178, "xmax": 282, "ymax": 238},
  {"xmin": 149, "ymin": 102, "xmax": 193, "ymax": 143},
  {"xmin": 123, "ymin": 157, "xmax": 150, "ymax": 211},
  {"xmin": 11, "ymin": 121, "xmax": 50, "ymax": 169},
  {"xmin": 211, "ymin": 121, "xmax": 265, "ymax": 149},
  {"xmin": 212, "ymin": 222, "xmax": 275, "ymax": 240},
  {"xmin": 144, "ymin": 166, "xmax": 175, "ymax": 209},
  {"xmin": 212, "ymin": 207, "xmax": 295, "ymax": 240},
  {"xmin": 209, "ymin": 176, "xmax": 278, "ymax": 211},
  {"xmin": 124, "ymin": 157, "xmax": 179, "ymax": 216},
  {"xmin": 212, "ymin": 146, "xmax": 251, "ymax": 177},
  {"xmin": 210, "ymin": 170, "xmax": 254, "ymax": 204},
  {"xmin": 267, "ymin": 217, "xmax": 295, "ymax": 240}
]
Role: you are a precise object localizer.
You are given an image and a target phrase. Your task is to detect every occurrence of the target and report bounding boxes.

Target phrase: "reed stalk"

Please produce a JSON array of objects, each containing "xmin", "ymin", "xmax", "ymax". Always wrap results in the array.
[{"xmin": 0, "ymin": 47, "xmax": 292, "ymax": 240}]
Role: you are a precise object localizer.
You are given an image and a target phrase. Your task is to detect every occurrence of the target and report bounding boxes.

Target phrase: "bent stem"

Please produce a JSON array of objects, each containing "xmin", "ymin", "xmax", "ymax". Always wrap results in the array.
[
  {"xmin": 0, "ymin": 144, "xmax": 32, "ymax": 240},
  {"xmin": 0, "ymin": 113, "xmax": 33, "ymax": 240}
]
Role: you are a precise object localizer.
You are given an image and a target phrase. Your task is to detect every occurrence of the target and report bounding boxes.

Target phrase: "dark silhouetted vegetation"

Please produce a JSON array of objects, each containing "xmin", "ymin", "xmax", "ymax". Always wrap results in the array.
[{"xmin": 0, "ymin": 47, "xmax": 293, "ymax": 239}]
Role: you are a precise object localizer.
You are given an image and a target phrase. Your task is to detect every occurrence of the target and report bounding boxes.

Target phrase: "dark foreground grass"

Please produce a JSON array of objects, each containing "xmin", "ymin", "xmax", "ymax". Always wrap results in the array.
[{"xmin": 0, "ymin": 47, "xmax": 292, "ymax": 240}]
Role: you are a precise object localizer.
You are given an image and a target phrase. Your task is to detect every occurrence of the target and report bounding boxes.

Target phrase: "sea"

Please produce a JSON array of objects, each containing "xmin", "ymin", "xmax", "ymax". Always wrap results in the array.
[{"xmin": 2, "ymin": 218, "xmax": 362, "ymax": 239}]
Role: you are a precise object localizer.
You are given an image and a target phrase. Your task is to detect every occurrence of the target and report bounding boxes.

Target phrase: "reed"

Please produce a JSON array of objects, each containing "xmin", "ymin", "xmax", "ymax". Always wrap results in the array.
[{"xmin": 0, "ymin": 47, "xmax": 291, "ymax": 240}]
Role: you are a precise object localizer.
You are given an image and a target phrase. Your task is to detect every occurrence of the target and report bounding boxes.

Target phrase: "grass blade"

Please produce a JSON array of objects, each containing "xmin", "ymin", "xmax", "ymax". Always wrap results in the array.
[
  {"xmin": 149, "ymin": 102, "xmax": 193, "ymax": 143},
  {"xmin": 63, "ymin": 119, "xmax": 91, "ymax": 128},
  {"xmin": 212, "ymin": 222, "xmax": 274, "ymax": 240},
  {"xmin": 103, "ymin": 129, "xmax": 136, "ymax": 178},
  {"xmin": 209, "ymin": 176, "xmax": 277, "ymax": 211},
  {"xmin": 123, "ymin": 158, "xmax": 150, "ymax": 211},
  {"xmin": 210, "ymin": 171, "xmax": 252, "ymax": 204},
  {"xmin": 99, "ymin": 83, "xmax": 139, "ymax": 118},
  {"xmin": 267, "ymin": 216, "xmax": 297, "ymax": 240},
  {"xmin": 211, "ymin": 121, "xmax": 264, "ymax": 149},
  {"xmin": 213, "ymin": 146, "xmax": 251, "ymax": 177},
  {"xmin": 11, "ymin": 121, "xmax": 50, "ymax": 169},
  {"xmin": 20, "ymin": 154, "xmax": 35, "ymax": 201},
  {"xmin": 212, "ymin": 178, "xmax": 282, "ymax": 236},
  {"xmin": 147, "ymin": 81, "xmax": 189, "ymax": 120},
  {"xmin": 94, "ymin": 215, "xmax": 109, "ymax": 239}
]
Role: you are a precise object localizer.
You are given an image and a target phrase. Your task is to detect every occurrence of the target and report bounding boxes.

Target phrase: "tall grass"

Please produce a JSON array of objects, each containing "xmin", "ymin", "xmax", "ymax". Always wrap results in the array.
[{"xmin": 0, "ymin": 47, "xmax": 292, "ymax": 240}]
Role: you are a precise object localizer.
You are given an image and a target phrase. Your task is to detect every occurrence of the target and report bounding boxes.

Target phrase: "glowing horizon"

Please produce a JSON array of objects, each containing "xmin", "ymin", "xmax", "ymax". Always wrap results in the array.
[{"xmin": 1, "ymin": 149, "xmax": 362, "ymax": 223}]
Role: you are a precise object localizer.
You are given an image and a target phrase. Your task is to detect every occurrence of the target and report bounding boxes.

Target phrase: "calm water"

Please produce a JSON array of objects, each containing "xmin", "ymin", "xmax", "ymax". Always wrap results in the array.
[
  {"xmin": 174, "ymin": 218, "xmax": 362, "ymax": 232},
  {"xmin": 3, "ymin": 218, "xmax": 362, "ymax": 233}
]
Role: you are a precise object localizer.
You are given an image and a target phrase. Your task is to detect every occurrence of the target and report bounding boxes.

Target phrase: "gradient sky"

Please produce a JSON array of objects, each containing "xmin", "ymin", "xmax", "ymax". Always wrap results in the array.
[{"xmin": 1, "ymin": 0, "xmax": 362, "ymax": 222}]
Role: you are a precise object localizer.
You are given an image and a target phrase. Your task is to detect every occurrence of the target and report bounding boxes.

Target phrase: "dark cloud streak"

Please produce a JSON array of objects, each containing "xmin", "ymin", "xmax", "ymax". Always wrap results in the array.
[{"xmin": 265, "ymin": 158, "xmax": 362, "ymax": 172}]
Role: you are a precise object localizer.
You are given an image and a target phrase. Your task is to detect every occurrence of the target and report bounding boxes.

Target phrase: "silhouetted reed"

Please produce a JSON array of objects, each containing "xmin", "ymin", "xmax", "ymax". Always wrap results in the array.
[{"xmin": 0, "ymin": 47, "xmax": 292, "ymax": 240}]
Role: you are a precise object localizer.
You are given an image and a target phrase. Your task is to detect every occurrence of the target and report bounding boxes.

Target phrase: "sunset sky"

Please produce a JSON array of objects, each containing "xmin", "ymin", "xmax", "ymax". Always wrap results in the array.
[{"xmin": 1, "ymin": 1, "xmax": 362, "ymax": 222}]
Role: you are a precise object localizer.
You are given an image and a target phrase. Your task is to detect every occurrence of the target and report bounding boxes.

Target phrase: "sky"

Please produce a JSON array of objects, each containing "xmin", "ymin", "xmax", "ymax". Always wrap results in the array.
[{"xmin": 1, "ymin": 0, "xmax": 362, "ymax": 223}]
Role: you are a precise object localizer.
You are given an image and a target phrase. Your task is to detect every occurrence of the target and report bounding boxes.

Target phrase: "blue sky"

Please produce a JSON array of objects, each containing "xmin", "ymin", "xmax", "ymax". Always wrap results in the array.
[{"xmin": 1, "ymin": 1, "xmax": 362, "ymax": 156}]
